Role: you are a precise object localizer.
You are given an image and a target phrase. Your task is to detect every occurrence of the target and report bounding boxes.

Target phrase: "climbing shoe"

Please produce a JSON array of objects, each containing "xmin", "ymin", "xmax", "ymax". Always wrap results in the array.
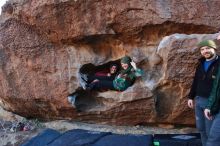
[{"xmin": 67, "ymin": 93, "xmax": 78, "ymax": 107}]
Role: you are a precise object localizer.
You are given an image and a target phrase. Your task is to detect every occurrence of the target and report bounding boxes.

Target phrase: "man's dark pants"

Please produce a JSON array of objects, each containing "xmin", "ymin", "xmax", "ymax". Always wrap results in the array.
[{"xmin": 195, "ymin": 96, "xmax": 213, "ymax": 146}]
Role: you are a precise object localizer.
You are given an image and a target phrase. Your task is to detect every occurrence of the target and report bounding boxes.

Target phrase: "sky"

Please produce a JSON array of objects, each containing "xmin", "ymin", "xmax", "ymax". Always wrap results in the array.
[{"xmin": 0, "ymin": 0, "xmax": 8, "ymax": 14}]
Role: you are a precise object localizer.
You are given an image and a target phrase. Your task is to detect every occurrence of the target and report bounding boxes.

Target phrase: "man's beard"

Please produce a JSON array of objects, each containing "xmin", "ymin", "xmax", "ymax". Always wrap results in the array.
[{"xmin": 204, "ymin": 52, "xmax": 215, "ymax": 59}]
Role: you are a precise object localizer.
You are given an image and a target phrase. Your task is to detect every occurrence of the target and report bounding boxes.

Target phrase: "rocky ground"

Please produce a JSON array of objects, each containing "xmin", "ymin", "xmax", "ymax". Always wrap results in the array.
[
  {"xmin": 0, "ymin": 118, "xmax": 197, "ymax": 146},
  {"xmin": 0, "ymin": 100, "xmax": 197, "ymax": 146}
]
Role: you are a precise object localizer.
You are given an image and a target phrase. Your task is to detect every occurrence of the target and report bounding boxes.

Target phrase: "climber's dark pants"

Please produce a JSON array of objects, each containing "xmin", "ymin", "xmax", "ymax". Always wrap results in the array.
[
  {"xmin": 87, "ymin": 75, "xmax": 114, "ymax": 83},
  {"xmin": 89, "ymin": 80, "xmax": 115, "ymax": 90}
]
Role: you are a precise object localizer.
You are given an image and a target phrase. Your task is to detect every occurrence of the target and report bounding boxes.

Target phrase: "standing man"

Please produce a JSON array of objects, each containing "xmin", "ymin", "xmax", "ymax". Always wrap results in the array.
[
  {"xmin": 188, "ymin": 40, "xmax": 220, "ymax": 146},
  {"xmin": 204, "ymin": 33, "xmax": 220, "ymax": 146}
]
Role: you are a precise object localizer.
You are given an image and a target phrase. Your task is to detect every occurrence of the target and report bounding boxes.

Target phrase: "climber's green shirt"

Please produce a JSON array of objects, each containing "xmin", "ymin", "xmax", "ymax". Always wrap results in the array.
[{"xmin": 113, "ymin": 68, "xmax": 143, "ymax": 91}]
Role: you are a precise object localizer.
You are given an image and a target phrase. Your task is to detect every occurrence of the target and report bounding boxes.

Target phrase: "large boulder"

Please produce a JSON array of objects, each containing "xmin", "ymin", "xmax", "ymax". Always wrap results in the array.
[{"xmin": 0, "ymin": 0, "xmax": 220, "ymax": 125}]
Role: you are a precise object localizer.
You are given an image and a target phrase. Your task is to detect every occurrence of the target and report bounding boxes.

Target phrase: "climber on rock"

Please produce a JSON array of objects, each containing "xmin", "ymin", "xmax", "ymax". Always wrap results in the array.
[
  {"xmin": 80, "ymin": 63, "xmax": 119, "ymax": 90},
  {"xmin": 88, "ymin": 56, "xmax": 143, "ymax": 91},
  {"xmin": 67, "ymin": 63, "xmax": 119, "ymax": 108},
  {"xmin": 67, "ymin": 56, "xmax": 143, "ymax": 109}
]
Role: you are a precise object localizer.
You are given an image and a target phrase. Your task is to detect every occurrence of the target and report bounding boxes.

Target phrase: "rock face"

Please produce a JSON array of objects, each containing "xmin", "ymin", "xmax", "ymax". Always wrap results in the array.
[{"xmin": 0, "ymin": 0, "xmax": 220, "ymax": 125}]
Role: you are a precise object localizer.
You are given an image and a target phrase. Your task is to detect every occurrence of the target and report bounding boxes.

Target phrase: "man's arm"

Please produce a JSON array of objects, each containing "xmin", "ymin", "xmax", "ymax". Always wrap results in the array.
[
  {"xmin": 130, "ymin": 61, "xmax": 143, "ymax": 77},
  {"xmin": 205, "ymin": 65, "xmax": 220, "ymax": 115},
  {"xmin": 187, "ymin": 66, "xmax": 199, "ymax": 108}
]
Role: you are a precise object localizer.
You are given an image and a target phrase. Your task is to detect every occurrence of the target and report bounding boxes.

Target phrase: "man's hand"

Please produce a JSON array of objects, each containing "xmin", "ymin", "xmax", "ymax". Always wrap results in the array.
[
  {"xmin": 204, "ymin": 109, "xmax": 213, "ymax": 120},
  {"xmin": 130, "ymin": 61, "xmax": 137, "ymax": 70},
  {"xmin": 187, "ymin": 99, "xmax": 194, "ymax": 109},
  {"xmin": 117, "ymin": 74, "xmax": 122, "ymax": 78},
  {"xmin": 217, "ymin": 32, "xmax": 220, "ymax": 40}
]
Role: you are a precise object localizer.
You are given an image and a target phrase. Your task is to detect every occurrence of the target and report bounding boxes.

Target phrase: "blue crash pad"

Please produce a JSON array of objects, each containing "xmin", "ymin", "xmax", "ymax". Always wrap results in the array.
[
  {"xmin": 47, "ymin": 129, "xmax": 111, "ymax": 146},
  {"xmin": 92, "ymin": 134, "xmax": 153, "ymax": 146},
  {"xmin": 21, "ymin": 128, "xmax": 61, "ymax": 146}
]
